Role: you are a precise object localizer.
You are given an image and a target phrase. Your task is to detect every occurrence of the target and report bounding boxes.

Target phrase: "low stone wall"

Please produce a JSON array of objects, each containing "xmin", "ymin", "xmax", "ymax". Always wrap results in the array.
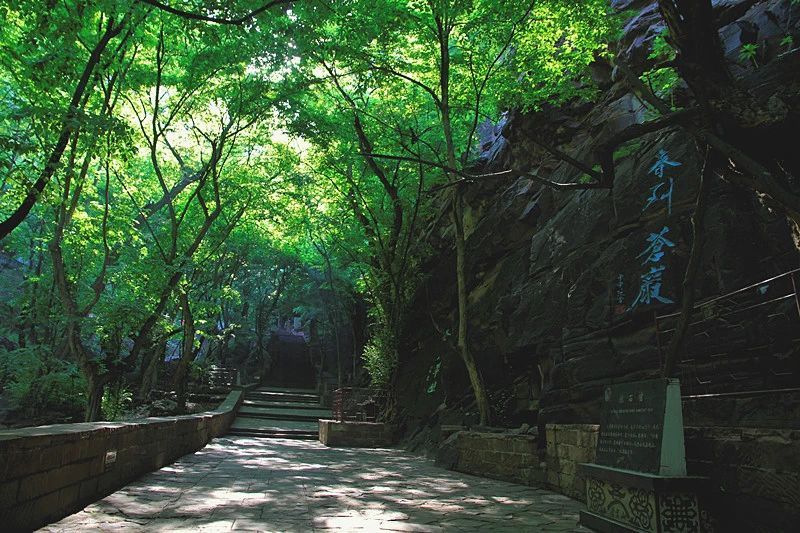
[
  {"xmin": 544, "ymin": 424, "xmax": 599, "ymax": 501},
  {"xmin": 449, "ymin": 431, "xmax": 542, "ymax": 486},
  {"xmin": 319, "ymin": 420, "xmax": 392, "ymax": 447},
  {"xmin": 438, "ymin": 421, "xmax": 799, "ymax": 529},
  {"xmin": 685, "ymin": 426, "xmax": 800, "ymax": 532},
  {"xmin": 0, "ymin": 390, "xmax": 243, "ymax": 531},
  {"xmin": 441, "ymin": 424, "xmax": 598, "ymax": 498}
]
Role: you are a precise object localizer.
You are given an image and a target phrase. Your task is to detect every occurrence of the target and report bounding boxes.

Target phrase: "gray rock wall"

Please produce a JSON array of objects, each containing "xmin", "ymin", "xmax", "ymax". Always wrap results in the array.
[{"xmin": 395, "ymin": 0, "xmax": 800, "ymax": 439}]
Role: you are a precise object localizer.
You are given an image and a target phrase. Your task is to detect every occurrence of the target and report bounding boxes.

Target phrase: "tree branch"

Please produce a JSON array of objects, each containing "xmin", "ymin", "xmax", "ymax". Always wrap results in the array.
[
  {"xmin": 137, "ymin": 0, "xmax": 295, "ymax": 25},
  {"xmin": 361, "ymin": 152, "xmax": 608, "ymax": 193}
]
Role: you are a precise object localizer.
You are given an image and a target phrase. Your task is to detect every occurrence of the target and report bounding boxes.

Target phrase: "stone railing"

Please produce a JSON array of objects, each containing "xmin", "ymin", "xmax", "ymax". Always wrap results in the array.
[{"xmin": 0, "ymin": 389, "xmax": 244, "ymax": 531}]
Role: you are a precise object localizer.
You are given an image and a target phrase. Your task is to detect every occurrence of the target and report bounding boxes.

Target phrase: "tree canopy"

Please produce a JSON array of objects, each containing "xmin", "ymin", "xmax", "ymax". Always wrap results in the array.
[{"xmin": 1, "ymin": 0, "xmax": 791, "ymax": 425}]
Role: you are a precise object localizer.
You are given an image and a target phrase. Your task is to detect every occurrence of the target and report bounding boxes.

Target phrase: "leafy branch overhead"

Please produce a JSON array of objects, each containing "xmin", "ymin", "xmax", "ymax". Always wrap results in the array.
[{"xmin": 0, "ymin": 0, "xmax": 797, "ymax": 425}]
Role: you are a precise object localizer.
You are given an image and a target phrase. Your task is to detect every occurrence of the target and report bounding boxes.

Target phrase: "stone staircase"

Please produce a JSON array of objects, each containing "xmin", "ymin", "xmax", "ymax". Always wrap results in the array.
[{"xmin": 227, "ymin": 386, "xmax": 330, "ymax": 440}]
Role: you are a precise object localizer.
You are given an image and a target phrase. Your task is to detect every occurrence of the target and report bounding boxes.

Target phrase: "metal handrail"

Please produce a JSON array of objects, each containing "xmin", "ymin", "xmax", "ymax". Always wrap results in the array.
[
  {"xmin": 656, "ymin": 268, "xmax": 800, "ymax": 320},
  {"xmin": 332, "ymin": 387, "xmax": 387, "ymax": 422},
  {"xmin": 654, "ymin": 268, "xmax": 800, "ymax": 395}
]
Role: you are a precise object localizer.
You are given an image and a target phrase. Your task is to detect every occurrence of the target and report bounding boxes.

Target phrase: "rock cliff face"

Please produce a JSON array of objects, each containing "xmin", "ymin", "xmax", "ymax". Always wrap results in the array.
[{"xmin": 395, "ymin": 0, "xmax": 800, "ymax": 447}]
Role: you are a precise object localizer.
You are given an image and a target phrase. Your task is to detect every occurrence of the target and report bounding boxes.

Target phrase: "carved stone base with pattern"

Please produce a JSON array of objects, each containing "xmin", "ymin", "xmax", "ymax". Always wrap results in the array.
[{"xmin": 579, "ymin": 463, "xmax": 713, "ymax": 533}]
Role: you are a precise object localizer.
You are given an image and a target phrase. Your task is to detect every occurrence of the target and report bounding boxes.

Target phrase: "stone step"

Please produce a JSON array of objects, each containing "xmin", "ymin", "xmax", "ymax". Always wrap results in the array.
[
  {"xmin": 230, "ymin": 417, "xmax": 318, "ymax": 432},
  {"xmin": 237, "ymin": 411, "xmax": 329, "ymax": 423},
  {"xmin": 239, "ymin": 406, "xmax": 331, "ymax": 417},
  {"xmin": 246, "ymin": 391, "xmax": 320, "ymax": 403},
  {"xmin": 226, "ymin": 428, "xmax": 318, "ymax": 440},
  {"xmin": 241, "ymin": 400, "xmax": 323, "ymax": 410},
  {"xmin": 253, "ymin": 386, "xmax": 318, "ymax": 394}
]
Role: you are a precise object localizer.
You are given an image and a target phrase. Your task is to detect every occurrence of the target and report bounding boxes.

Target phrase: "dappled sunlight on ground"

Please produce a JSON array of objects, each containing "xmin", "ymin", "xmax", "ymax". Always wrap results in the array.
[{"xmin": 40, "ymin": 437, "xmax": 589, "ymax": 532}]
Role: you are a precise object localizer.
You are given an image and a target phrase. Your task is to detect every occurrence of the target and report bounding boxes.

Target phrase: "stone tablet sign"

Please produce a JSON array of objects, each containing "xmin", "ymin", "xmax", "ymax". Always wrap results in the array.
[{"xmin": 595, "ymin": 378, "xmax": 686, "ymax": 476}]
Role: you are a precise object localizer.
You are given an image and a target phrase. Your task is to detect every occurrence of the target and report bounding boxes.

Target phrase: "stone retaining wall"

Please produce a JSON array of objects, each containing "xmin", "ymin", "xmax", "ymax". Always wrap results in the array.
[
  {"xmin": 684, "ymin": 426, "xmax": 800, "ymax": 532},
  {"xmin": 319, "ymin": 420, "xmax": 392, "ymax": 447},
  {"xmin": 443, "ymin": 424, "xmax": 598, "ymax": 499},
  {"xmin": 0, "ymin": 390, "xmax": 243, "ymax": 531},
  {"xmin": 544, "ymin": 424, "xmax": 599, "ymax": 501},
  {"xmin": 450, "ymin": 431, "xmax": 542, "ymax": 486},
  {"xmin": 442, "ymin": 423, "xmax": 799, "ymax": 530}
]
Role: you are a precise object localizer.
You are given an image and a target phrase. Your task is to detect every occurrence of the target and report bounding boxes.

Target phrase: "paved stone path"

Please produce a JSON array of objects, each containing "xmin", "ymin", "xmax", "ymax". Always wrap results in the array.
[{"xmin": 41, "ymin": 437, "xmax": 591, "ymax": 532}]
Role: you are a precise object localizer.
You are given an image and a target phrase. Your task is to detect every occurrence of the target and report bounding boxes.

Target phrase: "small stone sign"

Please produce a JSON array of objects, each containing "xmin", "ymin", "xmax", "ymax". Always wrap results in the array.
[
  {"xmin": 104, "ymin": 450, "xmax": 117, "ymax": 470},
  {"xmin": 595, "ymin": 378, "xmax": 686, "ymax": 476}
]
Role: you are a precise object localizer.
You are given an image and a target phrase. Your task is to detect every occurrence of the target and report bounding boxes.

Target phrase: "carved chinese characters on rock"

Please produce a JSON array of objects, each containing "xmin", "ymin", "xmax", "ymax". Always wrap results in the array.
[
  {"xmin": 614, "ymin": 274, "xmax": 626, "ymax": 315},
  {"xmin": 628, "ymin": 149, "xmax": 681, "ymax": 312}
]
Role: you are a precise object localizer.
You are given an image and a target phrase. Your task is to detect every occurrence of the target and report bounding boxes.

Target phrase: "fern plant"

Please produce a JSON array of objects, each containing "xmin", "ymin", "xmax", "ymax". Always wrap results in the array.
[
  {"xmin": 739, "ymin": 43, "xmax": 759, "ymax": 67},
  {"xmin": 101, "ymin": 385, "xmax": 133, "ymax": 421}
]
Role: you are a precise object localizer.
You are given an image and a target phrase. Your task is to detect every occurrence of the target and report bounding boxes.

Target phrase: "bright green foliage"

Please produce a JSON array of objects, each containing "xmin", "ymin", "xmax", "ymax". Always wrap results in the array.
[
  {"xmin": 362, "ymin": 324, "xmax": 398, "ymax": 390},
  {"xmin": 0, "ymin": 347, "xmax": 86, "ymax": 417},
  {"xmin": 739, "ymin": 43, "xmax": 759, "ymax": 66},
  {"xmin": 426, "ymin": 357, "xmax": 441, "ymax": 394},
  {"xmin": 642, "ymin": 29, "xmax": 680, "ymax": 104},
  {"xmin": 282, "ymin": 0, "xmax": 618, "ymax": 388},
  {"xmin": 0, "ymin": 0, "xmax": 625, "ymax": 417},
  {"xmin": 499, "ymin": 0, "xmax": 620, "ymax": 109},
  {"xmin": 101, "ymin": 385, "xmax": 133, "ymax": 421}
]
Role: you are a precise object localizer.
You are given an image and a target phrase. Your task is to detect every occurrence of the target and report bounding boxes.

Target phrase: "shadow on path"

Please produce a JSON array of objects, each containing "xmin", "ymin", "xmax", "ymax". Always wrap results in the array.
[{"xmin": 41, "ymin": 437, "xmax": 590, "ymax": 532}]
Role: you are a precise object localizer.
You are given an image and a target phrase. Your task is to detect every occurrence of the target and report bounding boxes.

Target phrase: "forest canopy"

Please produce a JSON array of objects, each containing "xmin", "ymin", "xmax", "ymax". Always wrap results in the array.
[{"xmin": 4, "ymin": 0, "xmax": 790, "ymax": 427}]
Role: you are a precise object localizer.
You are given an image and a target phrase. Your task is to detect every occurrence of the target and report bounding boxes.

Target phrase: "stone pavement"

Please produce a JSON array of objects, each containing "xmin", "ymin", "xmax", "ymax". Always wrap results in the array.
[{"xmin": 41, "ymin": 437, "xmax": 592, "ymax": 532}]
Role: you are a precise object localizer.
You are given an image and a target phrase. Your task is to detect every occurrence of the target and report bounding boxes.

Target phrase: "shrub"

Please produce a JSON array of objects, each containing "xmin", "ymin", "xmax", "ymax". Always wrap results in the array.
[
  {"xmin": 362, "ymin": 326, "xmax": 397, "ymax": 390},
  {"xmin": 0, "ymin": 345, "xmax": 86, "ymax": 417},
  {"xmin": 101, "ymin": 384, "xmax": 133, "ymax": 421}
]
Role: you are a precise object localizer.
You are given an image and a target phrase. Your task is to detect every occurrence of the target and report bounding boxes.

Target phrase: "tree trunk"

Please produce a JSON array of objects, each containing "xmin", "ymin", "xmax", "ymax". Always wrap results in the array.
[
  {"xmin": 351, "ymin": 320, "xmax": 358, "ymax": 385},
  {"xmin": 435, "ymin": 11, "xmax": 492, "ymax": 426},
  {"xmin": 0, "ymin": 18, "xmax": 125, "ymax": 240},
  {"xmin": 331, "ymin": 311, "xmax": 342, "ymax": 389},
  {"xmin": 451, "ymin": 187, "xmax": 492, "ymax": 426},
  {"xmin": 85, "ymin": 373, "xmax": 105, "ymax": 422},
  {"xmin": 139, "ymin": 339, "xmax": 162, "ymax": 400},
  {"xmin": 663, "ymin": 146, "xmax": 715, "ymax": 377},
  {"xmin": 174, "ymin": 290, "xmax": 195, "ymax": 413}
]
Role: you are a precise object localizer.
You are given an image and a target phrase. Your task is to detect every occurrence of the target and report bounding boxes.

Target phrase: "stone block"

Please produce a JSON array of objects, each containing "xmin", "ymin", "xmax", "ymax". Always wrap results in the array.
[
  {"xmin": 18, "ymin": 461, "xmax": 92, "ymax": 501},
  {"xmin": 0, "ymin": 480, "xmax": 19, "ymax": 509},
  {"xmin": 4, "ymin": 447, "xmax": 62, "ymax": 480},
  {"xmin": 559, "ymin": 470, "xmax": 576, "ymax": 487},
  {"xmin": 557, "ymin": 429, "xmax": 579, "ymax": 446},
  {"xmin": 318, "ymin": 420, "xmax": 391, "ymax": 448},
  {"xmin": 512, "ymin": 437, "xmax": 537, "ymax": 454},
  {"xmin": 78, "ymin": 478, "xmax": 98, "ymax": 502},
  {"xmin": 577, "ymin": 427, "xmax": 599, "ymax": 449},
  {"xmin": 567, "ymin": 476, "xmax": 586, "ymax": 503},
  {"xmin": 529, "ymin": 466, "xmax": 547, "ymax": 485},
  {"xmin": 45, "ymin": 443, "xmax": 72, "ymax": 467},
  {"xmin": 546, "ymin": 454, "xmax": 562, "ymax": 472},
  {"xmin": 559, "ymin": 461, "xmax": 577, "ymax": 477},
  {"xmin": 546, "ymin": 471, "xmax": 560, "ymax": 490},
  {"xmin": 500, "ymin": 451, "xmax": 524, "ymax": 468},
  {"xmin": 57, "ymin": 483, "xmax": 80, "ymax": 512},
  {"xmin": 96, "ymin": 468, "xmax": 125, "ymax": 496},
  {"xmin": 545, "ymin": 425, "xmax": 557, "ymax": 448},
  {"xmin": 6, "ymin": 487, "xmax": 60, "ymax": 531},
  {"xmin": 557, "ymin": 443, "xmax": 587, "ymax": 462}
]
